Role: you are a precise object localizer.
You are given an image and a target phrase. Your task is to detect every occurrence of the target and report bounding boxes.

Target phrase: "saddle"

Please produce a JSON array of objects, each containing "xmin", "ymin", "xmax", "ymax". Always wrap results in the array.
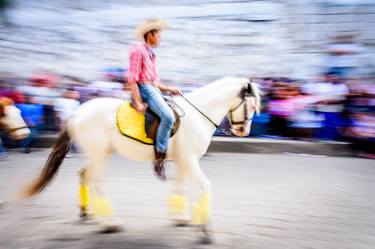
[
  {"xmin": 144, "ymin": 107, "xmax": 180, "ymax": 142},
  {"xmin": 116, "ymin": 100, "xmax": 180, "ymax": 145}
]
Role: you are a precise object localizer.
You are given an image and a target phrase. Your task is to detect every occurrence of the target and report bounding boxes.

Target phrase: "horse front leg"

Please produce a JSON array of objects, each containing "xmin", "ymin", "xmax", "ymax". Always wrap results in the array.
[
  {"xmin": 168, "ymin": 161, "xmax": 189, "ymax": 226},
  {"xmin": 90, "ymin": 179, "xmax": 123, "ymax": 232},
  {"xmin": 184, "ymin": 157, "xmax": 213, "ymax": 243}
]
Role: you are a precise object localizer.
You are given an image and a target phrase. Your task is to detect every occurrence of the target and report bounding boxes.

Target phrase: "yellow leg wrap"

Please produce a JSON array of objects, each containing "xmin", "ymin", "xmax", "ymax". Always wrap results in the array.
[
  {"xmin": 92, "ymin": 196, "xmax": 114, "ymax": 217},
  {"xmin": 192, "ymin": 192, "xmax": 211, "ymax": 225},
  {"xmin": 168, "ymin": 195, "xmax": 187, "ymax": 215},
  {"xmin": 79, "ymin": 185, "xmax": 89, "ymax": 212}
]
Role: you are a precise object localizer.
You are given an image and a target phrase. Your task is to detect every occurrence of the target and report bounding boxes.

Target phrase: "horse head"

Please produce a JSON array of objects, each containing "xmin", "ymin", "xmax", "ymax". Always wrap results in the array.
[
  {"xmin": 228, "ymin": 80, "xmax": 261, "ymax": 137},
  {"xmin": 0, "ymin": 97, "xmax": 30, "ymax": 140}
]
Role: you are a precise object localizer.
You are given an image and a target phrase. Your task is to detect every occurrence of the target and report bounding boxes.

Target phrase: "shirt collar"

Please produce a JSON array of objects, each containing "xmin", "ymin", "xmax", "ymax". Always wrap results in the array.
[{"xmin": 144, "ymin": 43, "xmax": 156, "ymax": 57}]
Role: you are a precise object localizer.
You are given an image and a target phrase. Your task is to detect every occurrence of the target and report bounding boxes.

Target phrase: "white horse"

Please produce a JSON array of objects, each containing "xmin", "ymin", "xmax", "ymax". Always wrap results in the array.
[
  {"xmin": 21, "ymin": 77, "xmax": 261, "ymax": 241},
  {"xmin": 0, "ymin": 97, "xmax": 30, "ymax": 142}
]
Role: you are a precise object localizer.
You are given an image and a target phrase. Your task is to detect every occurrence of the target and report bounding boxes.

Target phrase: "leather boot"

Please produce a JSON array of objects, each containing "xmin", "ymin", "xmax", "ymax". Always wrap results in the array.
[{"xmin": 154, "ymin": 151, "xmax": 166, "ymax": 181}]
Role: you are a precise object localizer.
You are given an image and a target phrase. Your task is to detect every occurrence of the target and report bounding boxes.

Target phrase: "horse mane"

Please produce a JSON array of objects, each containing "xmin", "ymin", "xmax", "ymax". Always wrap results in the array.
[
  {"xmin": 188, "ymin": 77, "xmax": 245, "ymax": 97},
  {"xmin": 188, "ymin": 76, "xmax": 262, "ymax": 114},
  {"xmin": 248, "ymin": 81, "xmax": 262, "ymax": 114}
]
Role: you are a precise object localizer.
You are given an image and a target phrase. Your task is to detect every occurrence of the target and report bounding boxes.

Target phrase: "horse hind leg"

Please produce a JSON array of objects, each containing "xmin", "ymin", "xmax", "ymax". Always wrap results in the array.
[
  {"xmin": 78, "ymin": 168, "xmax": 90, "ymax": 220},
  {"xmin": 78, "ymin": 160, "xmax": 104, "ymax": 221},
  {"xmin": 78, "ymin": 153, "xmax": 123, "ymax": 232}
]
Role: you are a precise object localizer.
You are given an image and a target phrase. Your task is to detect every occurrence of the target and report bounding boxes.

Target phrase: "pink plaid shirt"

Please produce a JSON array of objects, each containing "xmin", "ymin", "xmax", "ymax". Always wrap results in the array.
[{"xmin": 127, "ymin": 43, "xmax": 160, "ymax": 84}]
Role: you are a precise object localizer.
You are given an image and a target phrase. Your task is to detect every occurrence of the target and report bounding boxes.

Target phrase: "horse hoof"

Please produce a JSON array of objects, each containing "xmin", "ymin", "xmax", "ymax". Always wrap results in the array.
[
  {"xmin": 173, "ymin": 219, "xmax": 189, "ymax": 227},
  {"xmin": 99, "ymin": 218, "xmax": 124, "ymax": 233},
  {"xmin": 198, "ymin": 224, "xmax": 214, "ymax": 244},
  {"xmin": 78, "ymin": 214, "xmax": 96, "ymax": 225},
  {"xmin": 100, "ymin": 224, "xmax": 123, "ymax": 233},
  {"xmin": 79, "ymin": 211, "xmax": 90, "ymax": 220},
  {"xmin": 199, "ymin": 235, "xmax": 213, "ymax": 245}
]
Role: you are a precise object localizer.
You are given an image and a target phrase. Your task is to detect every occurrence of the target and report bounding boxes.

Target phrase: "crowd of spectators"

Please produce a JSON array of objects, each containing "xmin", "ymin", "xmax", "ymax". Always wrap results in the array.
[
  {"xmin": 245, "ymin": 72, "xmax": 375, "ymax": 156},
  {"xmin": 0, "ymin": 68, "xmax": 374, "ymax": 158},
  {"xmin": 0, "ymin": 70, "xmax": 129, "ymax": 158}
]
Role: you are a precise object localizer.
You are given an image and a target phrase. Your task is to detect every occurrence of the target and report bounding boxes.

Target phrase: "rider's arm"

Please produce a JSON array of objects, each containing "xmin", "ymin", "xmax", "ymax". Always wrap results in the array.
[
  {"xmin": 154, "ymin": 81, "xmax": 170, "ymax": 92},
  {"xmin": 128, "ymin": 81, "xmax": 143, "ymax": 104},
  {"xmin": 127, "ymin": 47, "xmax": 147, "ymax": 111},
  {"xmin": 127, "ymin": 46, "xmax": 144, "ymax": 104},
  {"xmin": 155, "ymin": 81, "xmax": 182, "ymax": 95}
]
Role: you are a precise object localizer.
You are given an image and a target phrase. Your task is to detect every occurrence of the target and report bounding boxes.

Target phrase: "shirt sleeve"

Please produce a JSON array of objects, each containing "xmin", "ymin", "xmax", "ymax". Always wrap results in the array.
[{"xmin": 127, "ymin": 46, "xmax": 142, "ymax": 83}]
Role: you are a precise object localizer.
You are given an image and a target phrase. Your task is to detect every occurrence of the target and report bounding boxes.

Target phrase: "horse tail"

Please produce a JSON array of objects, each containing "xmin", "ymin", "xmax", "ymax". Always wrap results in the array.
[{"xmin": 20, "ymin": 128, "xmax": 71, "ymax": 198}]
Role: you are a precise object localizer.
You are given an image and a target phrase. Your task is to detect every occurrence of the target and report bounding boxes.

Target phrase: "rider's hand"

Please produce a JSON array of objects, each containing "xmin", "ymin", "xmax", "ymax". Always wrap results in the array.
[
  {"xmin": 134, "ymin": 101, "xmax": 147, "ymax": 113},
  {"xmin": 168, "ymin": 86, "xmax": 182, "ymax": 95}
]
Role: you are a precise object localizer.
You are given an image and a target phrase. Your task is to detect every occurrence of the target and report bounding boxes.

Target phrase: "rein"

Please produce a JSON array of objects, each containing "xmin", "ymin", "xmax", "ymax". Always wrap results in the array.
[
  {"xmin": 178, "ymin": 81, "xmax": 255, "ymax": 129},
  {"xmin": 180, "ymin": 94, "xmax": 220, "ymax": 128}
]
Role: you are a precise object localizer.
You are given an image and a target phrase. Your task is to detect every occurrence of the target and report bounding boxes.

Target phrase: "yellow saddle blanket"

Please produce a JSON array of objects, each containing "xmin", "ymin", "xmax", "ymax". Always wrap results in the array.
[{"xmin": 116, "ymin": 101, "xmax": 154, "ymax": 145}]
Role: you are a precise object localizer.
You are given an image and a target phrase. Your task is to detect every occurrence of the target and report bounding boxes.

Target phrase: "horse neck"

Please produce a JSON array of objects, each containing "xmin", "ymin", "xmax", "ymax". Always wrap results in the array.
[{"xmin": 188, "ymin": 79, "xmax": 244, "ymax": 127}]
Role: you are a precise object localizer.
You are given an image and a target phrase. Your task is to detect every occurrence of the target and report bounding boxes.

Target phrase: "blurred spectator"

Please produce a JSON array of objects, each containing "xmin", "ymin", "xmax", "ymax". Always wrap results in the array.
[
  {"xmin": 53, "ymin": 89, "xmax": 80, "ymax": 130},
  {"xmin": 16, "ymin": 95, "xmax": 44, "ymax": 153},
  {"xmin": 267, "ymin": 80, "xmax": 295, "ymax": 137},
  {"xmin": 74, "ymin": 85, "xmax": 98, "ymax": 103},
  {"xmin": 288, "ymin": 85, "xmax": 321, "ymax": 139},
  {"xmin": 103, "ymin": 67, "xmax": 127, "ymax": 83},
  {"xmin": 54, "ymin": 89, "xmax": 80, "ymax": 156},
  {"xmin": 16, "ymin": 74, "xmax": 61, "ymax": 130},
  {"xmin": 90, "ymin": 80, "xmax": 127, "ymax": 99},
  {"xmin": 343, "ymin": 78, "xmax": 375, "ymax": 158},
  {"xmin": 346, "ymin": 112, "xmax": 375, "ymax": 158},
  {"xmin": 25, "ymin": 74, "xmax": 60, "ymax": 103},
  {"xmin": 314, "ymin": 72, "xmax": 349, "ymax": 140}
]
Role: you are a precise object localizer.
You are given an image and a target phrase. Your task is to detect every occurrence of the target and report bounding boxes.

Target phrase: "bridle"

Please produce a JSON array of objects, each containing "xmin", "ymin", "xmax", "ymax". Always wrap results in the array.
[
  {"xmin": 228, "ymin": 96, "xmax": 253, "ymax": 126},
  {"xmin": 228, "ymin": 81, "xmax": 255, "ymax": 126},
  {"xmin": 180, "ymin": 81, "xmax": 255, "ymax": 128}
]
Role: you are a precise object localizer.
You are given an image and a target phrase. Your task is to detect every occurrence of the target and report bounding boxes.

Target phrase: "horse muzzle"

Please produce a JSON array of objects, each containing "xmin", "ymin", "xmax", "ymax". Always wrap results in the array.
[{"xmin": 230, "ymin": 126, "xmax": 250, "ymax": 137}]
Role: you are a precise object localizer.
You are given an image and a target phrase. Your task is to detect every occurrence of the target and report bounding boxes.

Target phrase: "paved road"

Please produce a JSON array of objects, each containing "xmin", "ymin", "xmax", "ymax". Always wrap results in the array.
[{"xmin": 0, "ymin": 150, "xmax": 374, "ymax": 249}]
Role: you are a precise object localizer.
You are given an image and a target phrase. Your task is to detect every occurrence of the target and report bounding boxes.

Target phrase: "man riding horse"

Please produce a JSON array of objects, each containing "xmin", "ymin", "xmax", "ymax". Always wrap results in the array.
[{"xmin": 127, "ymin": 19, "xmax": 181, "ymax": 179}]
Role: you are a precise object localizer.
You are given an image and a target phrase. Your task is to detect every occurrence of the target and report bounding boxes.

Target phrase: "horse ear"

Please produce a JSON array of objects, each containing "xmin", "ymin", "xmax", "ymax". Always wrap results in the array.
[{"xmin": 246, "ymin": 82, "xmax": 253, "ymax": 95}]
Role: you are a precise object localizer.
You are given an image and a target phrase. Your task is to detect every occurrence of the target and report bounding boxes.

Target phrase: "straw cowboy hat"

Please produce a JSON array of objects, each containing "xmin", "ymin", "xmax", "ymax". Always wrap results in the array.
[{"xmin": 134, "ymin": 18, "xmax": 169, "ymax": 41}]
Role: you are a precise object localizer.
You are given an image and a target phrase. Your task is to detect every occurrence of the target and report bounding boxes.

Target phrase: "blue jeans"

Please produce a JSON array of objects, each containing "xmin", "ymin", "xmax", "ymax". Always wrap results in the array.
[
  {"xmin": 317, "ymin": 112, "xmax": 343, "ymax": 140},
  {"xmin": 21, "ymin": 127, "xmax": 38, "ymax": 148},
  {"xmin": 0, "ymin": 138, "xmax": 5, "ymax": 155},
  {"xmin": 138, "ymin": 83, "xmax": 175, "ymax": 153}
]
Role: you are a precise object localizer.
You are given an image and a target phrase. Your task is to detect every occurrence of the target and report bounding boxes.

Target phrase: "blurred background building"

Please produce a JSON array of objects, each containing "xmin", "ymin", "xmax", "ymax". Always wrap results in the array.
[{"xmin": 0, "ymin": 0, "xmax": 374, "ymax": 82}]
